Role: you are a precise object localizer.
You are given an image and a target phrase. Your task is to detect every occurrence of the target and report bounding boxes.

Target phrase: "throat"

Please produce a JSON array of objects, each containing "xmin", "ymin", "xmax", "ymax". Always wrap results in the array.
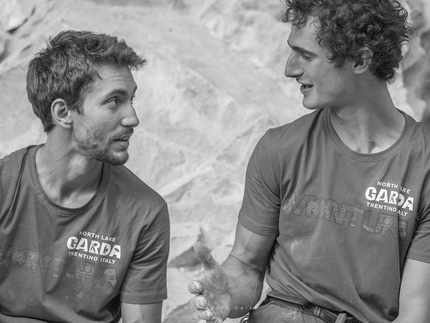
[
  {"xmin": 35, "ymin": 146, "xmax": 104, "ymax": 208},
  {"xmin": 329, "ymin": 108, "xmax": 406, "ymax": 154}
]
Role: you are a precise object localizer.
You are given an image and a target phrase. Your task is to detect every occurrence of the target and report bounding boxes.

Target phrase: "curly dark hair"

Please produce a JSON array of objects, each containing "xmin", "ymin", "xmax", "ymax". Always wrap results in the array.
[
  {"xmin": 27, "ymin": 30, "xmax": 146, "ymax": 133},
  {"xmin": 280, "ymin": 0, "xmax": 413, "ymax": 82}
]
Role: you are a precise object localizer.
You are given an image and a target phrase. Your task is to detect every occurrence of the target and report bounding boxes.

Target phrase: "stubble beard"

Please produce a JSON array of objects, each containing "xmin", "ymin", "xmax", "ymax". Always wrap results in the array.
[
  {"xmin": 92, "ymin": 147, "xmax": 129, "ymax": 166},
  {"xmin": 74, "ymin": 127, "xmax": 129, "ymax": 166}
]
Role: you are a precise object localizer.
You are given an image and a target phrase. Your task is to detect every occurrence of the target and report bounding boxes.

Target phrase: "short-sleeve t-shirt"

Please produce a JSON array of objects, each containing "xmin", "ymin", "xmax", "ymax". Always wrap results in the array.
[
  {"xmin": 0, "ymin": 145, "xmax": 170, "ymax": 323},
  {"xmin": 239, "ymin": 108, "xmax": 430, "ymax": 323}
]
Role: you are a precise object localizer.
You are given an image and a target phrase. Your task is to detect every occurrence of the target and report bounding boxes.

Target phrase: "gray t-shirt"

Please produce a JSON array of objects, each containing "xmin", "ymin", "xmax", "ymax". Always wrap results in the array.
[
  {"xmin": 239, "ymin": 107, "xmax": 430, "ymax": 323},
  {"xmin": 0, "ymin": 145, "xmax": 170, "ymax": 323}
]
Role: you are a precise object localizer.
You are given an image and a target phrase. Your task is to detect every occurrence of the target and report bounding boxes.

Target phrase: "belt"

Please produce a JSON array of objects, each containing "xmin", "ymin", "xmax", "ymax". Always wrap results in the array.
[{"xmin": 243, "ymin": 296, "xmax": 362, "ymax": 323}]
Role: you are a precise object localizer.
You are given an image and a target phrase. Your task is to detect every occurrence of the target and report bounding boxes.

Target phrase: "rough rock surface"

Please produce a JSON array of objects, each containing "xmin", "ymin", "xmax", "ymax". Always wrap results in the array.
[
  {"xmin": 0, "ymin": 0, "xmax": 429, "ymax": 322},
  {"xmin": 404, "ymin": 0, "xmax": 430, "ymax": 124}
]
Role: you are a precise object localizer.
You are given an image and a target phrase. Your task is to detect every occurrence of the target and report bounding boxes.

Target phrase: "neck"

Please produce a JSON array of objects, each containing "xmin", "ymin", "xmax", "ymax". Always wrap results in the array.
[
  {"xmin": 36, "ymin": 137, "xmax": 104, "ymax": 208},
  {"xmin": 329, "ymin": 83, "xmax": 405, "ymax": 154}
]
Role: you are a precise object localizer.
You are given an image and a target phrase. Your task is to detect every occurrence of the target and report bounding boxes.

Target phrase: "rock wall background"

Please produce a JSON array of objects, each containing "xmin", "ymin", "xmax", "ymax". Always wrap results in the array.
[{"xmin": 0, "ymin": 0, "xmax": 429, "ymax": 322}]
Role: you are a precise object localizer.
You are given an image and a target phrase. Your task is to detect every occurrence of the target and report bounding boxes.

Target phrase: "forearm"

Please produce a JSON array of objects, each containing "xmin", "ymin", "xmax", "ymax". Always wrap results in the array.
[
  {"xmin": 392, "ymin": 259, "xmax": 430, "ymax": 323},
  {"xmin": 392, "ymin": 315, "xmax": 426, "ymax": 323},
  {"xmin": 222, "ymin": 255, "xmax": 265, "ymax": 318},
  {"xmin": 121, "ymin": 302, "xmax": 162, "ymax": 323},
  {"xmin": 391, "ymin": 300, "xmax": 429, "ymax": 323}
]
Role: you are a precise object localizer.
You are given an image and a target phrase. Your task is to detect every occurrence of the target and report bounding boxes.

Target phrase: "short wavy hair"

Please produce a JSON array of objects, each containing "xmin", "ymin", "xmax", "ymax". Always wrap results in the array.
[
  {"xmin": 280, "ymin": 0, "xmax": 413, "ymax": 82},
  {"xmin": 27, "ymin": 30, "xmax": 146, "ymax": 133}
]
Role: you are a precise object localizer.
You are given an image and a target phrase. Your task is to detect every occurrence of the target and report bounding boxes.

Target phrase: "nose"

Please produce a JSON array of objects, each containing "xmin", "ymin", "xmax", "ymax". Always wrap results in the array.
[
  {"xmin": 121, "ymin": 104, "xmax": 140, "ymax": 128},
  {"xmin": 285, "ymin": 52, "xmax": 304, "ymax": 79}
]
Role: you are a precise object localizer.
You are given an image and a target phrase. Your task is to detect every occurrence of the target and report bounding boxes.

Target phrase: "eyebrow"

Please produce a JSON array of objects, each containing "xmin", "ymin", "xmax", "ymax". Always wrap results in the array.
[
  {"xmin": 287, "ymin": 40, "xmax": 316, "ymax": 56},
  {"xmin": 104, "ymin": 86, "xmax": 138, "ymax": 98}
]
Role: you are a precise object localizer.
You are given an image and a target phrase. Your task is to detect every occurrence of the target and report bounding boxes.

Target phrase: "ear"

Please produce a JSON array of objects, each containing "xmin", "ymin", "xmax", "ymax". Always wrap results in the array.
[
  {"xmin": 353, "ymin": 47, "xmax": 373, "ymax": 75},
  {"xmin": 51, "ymin": 99, "xmax": 73, "ymax": 129}
]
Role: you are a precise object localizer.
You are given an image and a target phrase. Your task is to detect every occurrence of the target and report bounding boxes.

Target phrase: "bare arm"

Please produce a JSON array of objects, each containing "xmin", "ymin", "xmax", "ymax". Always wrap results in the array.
[
  {"xmin": 121, "ymin": 302, "xmax": 163, "ymax": 323},
  {"xmin": 223, "ymin": 223, "xmax": 277, "ymax": 318},
  {"xmin": 392, "ymin": 259, "xmax": 430, "ymax": 323}
]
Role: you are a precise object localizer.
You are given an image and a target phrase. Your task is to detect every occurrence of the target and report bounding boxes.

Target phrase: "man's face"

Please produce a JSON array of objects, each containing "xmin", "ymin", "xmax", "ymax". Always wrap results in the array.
[
  {"xmin": 285, "ymin": 20, "xmax": 357, "ymax": 110},
  {"xmin": 71, "ymin": 64, "xmax": 139, "ymax": 166}
]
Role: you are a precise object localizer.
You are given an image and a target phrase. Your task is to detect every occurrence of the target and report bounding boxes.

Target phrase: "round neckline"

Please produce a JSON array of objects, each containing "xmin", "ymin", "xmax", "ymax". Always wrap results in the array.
[
  {"xmin": 28, "ymin": 145, "xmax": 111, "ymax": 216},
  {"xmin": 324, "ymin": 107, "xmax": 413, "ymax": 163}
]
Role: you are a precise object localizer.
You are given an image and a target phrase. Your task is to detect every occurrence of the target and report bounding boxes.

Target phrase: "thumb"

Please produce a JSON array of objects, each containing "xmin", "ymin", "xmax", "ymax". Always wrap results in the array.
[
  {"xmin": 193, "ymin": 241, "xmax": 229, "ymax": 292},
  {"xmin": 193, "ymin": 241, "xmax": 217, "ymax": 269}
]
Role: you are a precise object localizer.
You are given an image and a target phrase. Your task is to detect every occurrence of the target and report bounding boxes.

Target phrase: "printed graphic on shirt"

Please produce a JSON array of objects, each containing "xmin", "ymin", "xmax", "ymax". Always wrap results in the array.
[
  {"xmin": 281, "ymin": 188, "xmax": 410, "ymax": 240},
  {"xmin": 365, "ymin": 181, "xmax": 414, "ymax": 217},
  {"xmin": 67, "ymin": 230, "xmax": 121, "ymax": 265},
  {"xmin": 0, "ymin": 230, "xmax": 121, "ymax": 297}
]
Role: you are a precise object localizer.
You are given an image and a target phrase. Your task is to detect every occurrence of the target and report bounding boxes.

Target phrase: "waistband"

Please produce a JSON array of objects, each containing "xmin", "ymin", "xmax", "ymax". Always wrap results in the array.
[{"xmin": 263, "ymin": 296, "xmax": 362, "ymax": 323}]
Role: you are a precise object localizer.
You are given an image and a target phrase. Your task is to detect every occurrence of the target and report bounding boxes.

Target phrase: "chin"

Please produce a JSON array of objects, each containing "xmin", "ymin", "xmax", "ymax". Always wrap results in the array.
[
  {"xmin": 302, "ymin": 99, "xmax": 327, "ymax": 110},
  {"xmin": 109, "ymin": 154, "xmax": 129, "ymax": 166},
  {"xmin": 302, "ymin": 103, "xmax": 323, "ymax": 110},
  {"xmin": 107, "ymin": 158, "xmax": 128, "ymax": 166},
  {"xmin": 95, "ymin": 151, "xmax": 129, "ymax": 166}
]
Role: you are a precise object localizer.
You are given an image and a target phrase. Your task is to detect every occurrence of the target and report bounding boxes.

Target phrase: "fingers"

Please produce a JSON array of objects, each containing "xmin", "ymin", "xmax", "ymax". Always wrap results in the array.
[
  {"xmin": 195, "ymin": 308, "xmax": 224, "ymax": 323},
  {"xmin": 193, "ymin": 307, "xmax": 213, "ymax": 320},
  {"xmin": 191, "ymin": 295, "xmax": 208, "ymax": 309},
  {"xmin": 196, "ymin": 309, "xmax": 223, "ymax": 322},
  {"xmin": 192, "ymin": 297, "xmax": 224, "ymax": 322},
  {"xmin": 202, "ymin": 309, "xmax": 214, "ymax": 320},
  {"xmin": 190, "ymin": 289, "xmax": 224, "ymax": 322},
  {"xmin": 188, "ymin": 280, "xmax": 203, "ymax": 294}
]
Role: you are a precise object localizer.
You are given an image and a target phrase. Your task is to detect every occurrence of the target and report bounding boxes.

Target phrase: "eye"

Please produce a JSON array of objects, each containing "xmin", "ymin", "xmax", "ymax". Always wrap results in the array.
[
  {"xmin": 301, "ymin": 53, "xmax": 312, "ymax": 61},
  {"xmin": 107, "ymin": 97, "xmax": 119, "ymax": 106}
]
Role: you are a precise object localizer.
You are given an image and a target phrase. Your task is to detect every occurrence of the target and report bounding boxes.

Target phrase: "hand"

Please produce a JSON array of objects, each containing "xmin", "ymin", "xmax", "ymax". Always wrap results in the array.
[{"xmin": 188, "ymin": 241, "xmax": 231, "ymax": 323}]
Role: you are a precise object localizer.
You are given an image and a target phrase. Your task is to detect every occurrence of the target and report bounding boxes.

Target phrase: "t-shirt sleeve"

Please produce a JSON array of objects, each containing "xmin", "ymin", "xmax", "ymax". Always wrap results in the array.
[
  {"xmin": 120, "ymin": 203, "xmax": 170, "ymax": 304},
  {"xmin": 0, "ymin": 147, "xmax": 30, "ymax": 215},
  {"xmin": 406, "ymin": 209, "xmax": 430, "ymax": 263},
  {"xmin": 238, "ymin": 130, "xmax": 281, "ymax": 235}
]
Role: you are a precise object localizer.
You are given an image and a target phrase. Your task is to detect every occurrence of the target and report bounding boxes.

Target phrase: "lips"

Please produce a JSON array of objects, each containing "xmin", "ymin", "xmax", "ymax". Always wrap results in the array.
[
  {"xmin": 300, "ymin": 83, "xmax": 313, "ymax": 94},
  {"xmin": 297, "ymin": 79, "xmax": 313, "ymax": 93},
  {"xmin": 113, "ymin": 130, "xmax": 133, "ymax": 142},
  {"xmin": 113, "ymin": 135, "xmax": 131, "ymax": 149}
]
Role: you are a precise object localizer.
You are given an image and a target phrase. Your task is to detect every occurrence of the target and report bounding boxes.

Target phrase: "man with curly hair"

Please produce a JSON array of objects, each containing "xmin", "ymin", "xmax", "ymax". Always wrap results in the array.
[
  {"xmin": 0, "ymin": 30, "xmax": 169, "ymax": 322},
  {"xmin": 188, "ymin": 0, "xmax": 430, "ymax": 322}
]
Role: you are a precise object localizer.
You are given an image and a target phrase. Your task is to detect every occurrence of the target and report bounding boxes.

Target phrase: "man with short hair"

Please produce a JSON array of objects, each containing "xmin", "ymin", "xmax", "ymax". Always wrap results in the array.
[
  {"xmin": 189, "ymin": 1, "xmax": 430, "ymax": 322},
  {"xmin": 0, "ymin": 30, "xmax": 169, "ymax": 323}
]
